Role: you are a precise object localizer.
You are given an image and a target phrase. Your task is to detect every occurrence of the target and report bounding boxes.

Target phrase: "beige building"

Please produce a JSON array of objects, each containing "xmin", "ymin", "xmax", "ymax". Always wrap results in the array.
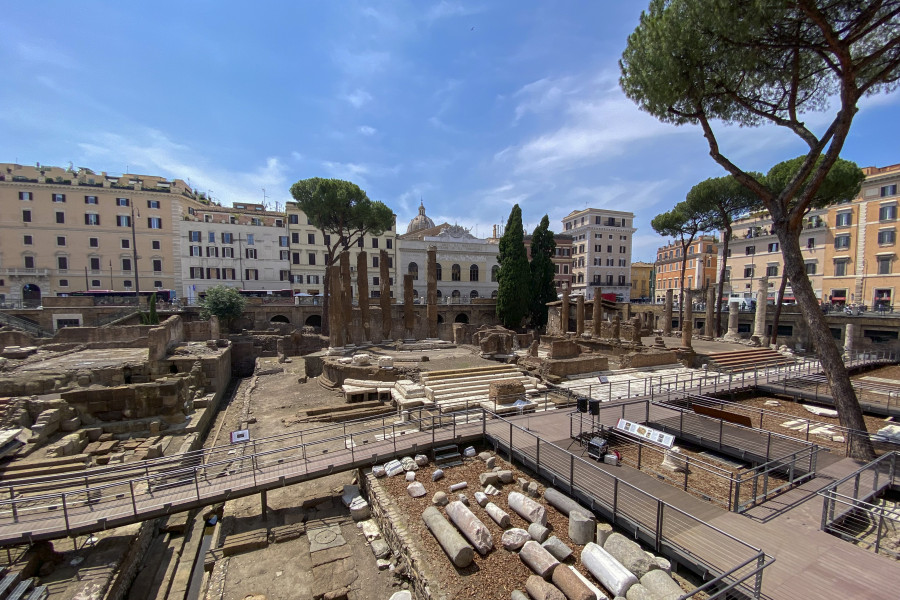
[
  {"xmin": 0, "ymin": 163, "xmax": 206, "ymax": 307},
  {"xmin": 563, "ymin": 208, "xmax": 636, "ymax": 300},
  {"xmin": 719, "ymin": 210, "xmax": 828, "ymax": 304},
  {"xmin": 630, "ymin": 261, "xmax": 654, "ymax": 302},
  {"xmin": 180, "ymin": 202, "xmax": 289, "ymax": 303},
  {"xmin": 654, "ymin": 235, "xmax": 718, "ymax": 303},
  {"xmin": 823, "ymin": 163, "xmax": 900, "ymax": 308},
  {"xmin": 285, "ymin": 202, "xmax": 398, "ymax": 298}
]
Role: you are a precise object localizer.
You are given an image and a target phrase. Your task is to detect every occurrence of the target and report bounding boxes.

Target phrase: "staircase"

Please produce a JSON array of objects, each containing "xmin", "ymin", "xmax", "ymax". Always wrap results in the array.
[
  {"xmin": 432, "ymin": 443, "xmax": 463, "ymax": 468},
  {"xmin": 706, "ymin": 348, "xmax": 796, "ymax": 372},
  {"xmin": 420, "ymin": 365, "xmax": 542, "ymax": 412},
  {"xmin": 0, "ymin": 568, "xmax": 46, "ymax": 600},
  {"xmin": 0, "ymin": 312, "xmax": 52, "ymax": 338}
]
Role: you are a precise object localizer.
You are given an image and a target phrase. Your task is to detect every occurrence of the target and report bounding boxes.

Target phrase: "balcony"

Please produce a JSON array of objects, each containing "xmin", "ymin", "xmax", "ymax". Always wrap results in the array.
[{"xmin": 2, "ymin": 268, "xmax": 50, "ymax": 277}]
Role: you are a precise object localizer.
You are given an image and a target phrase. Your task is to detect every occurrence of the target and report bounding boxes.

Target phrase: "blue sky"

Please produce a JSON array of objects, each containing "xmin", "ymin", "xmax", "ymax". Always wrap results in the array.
[{"xmin": 3, "ymin": 1, "xmax": 899, "ymax": 261}]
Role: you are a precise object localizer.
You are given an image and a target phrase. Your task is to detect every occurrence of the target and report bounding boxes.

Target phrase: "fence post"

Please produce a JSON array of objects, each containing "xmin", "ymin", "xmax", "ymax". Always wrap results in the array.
[
  {"xmin": 655, "ymin": 501, "xmax": 664, "ymax": 553},
  {"xmin": 718, "ymin": 420, "xmax": 723, "ymax": 450},
  {"xmin": 569, "ymin": 454, "xmax": 575, "ymax": 496},
  {"xmin": 733, "ymin": 474, "xmax": 741, "ymax": 512},
  {"xmin": 195, "ymin": 467, "xmax": 202, "ymax": 499},
  {"xmin": 638, "ymin": 444, "xmax": 642, "ymax": 469},
  {"xmin": 510, "ymin": 422, "xmax": 514, "ymax": 466},
  {"xmin": 875, "ymin": 509, "xmax": 885, "ymax": 554},
  {"xmin": 613, "ymin": 478, "xmax": 619, "ymax": 519},
  {"xmin": 754, "ymin": 554, "xmax": 765, "ymax": 599},
  {"xmin": 536, "ymin": 438, "xmax": 541, "ymax": 475},
  {"xmin": 129, "ymin": 480, "xmax": 138, "ymax": 516},
  {"xmin": 62, "ymin": 493, "xmax": 71, "ymax": 534}
]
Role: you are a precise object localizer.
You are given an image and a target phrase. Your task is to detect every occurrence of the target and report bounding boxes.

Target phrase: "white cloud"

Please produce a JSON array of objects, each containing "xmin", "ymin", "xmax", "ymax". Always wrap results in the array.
[
  {"xmin": 358, "ymin": 125, "xmax": 377, "ymax": 136},
  {"xmin": 342, "ymin": 89, "xmax": 373, "ymax": 108},
  {"xmin": 512, "ymin": 76, "xmax": 573, "ymax": 121},
  {"xmin": 320, "ymin": 160, "xmax": 401, "ymax": 183},
  {"xmin": 425, "ymin": 1, "xmax": 484, "ymax": 23}
]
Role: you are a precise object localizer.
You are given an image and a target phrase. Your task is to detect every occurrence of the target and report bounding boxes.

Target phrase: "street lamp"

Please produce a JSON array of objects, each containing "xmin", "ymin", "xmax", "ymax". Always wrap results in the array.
[{"xmin": 131, "ymin": 203, "xmax": 140, "ymax": 304}]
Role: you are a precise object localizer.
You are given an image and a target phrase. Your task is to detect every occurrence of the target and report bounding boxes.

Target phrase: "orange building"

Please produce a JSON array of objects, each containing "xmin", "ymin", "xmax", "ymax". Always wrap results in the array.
[{"xmin": 654, "ymin": 235, "xmax": 718, "ymax": 303}]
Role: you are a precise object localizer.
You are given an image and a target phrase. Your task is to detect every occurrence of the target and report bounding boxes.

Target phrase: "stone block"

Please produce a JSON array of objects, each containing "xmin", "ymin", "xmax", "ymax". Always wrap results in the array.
[
  {"xmin": 519, "ymin": 540, "xmax": 559, "ymax": 579},
  {"xmin": 508, "ymin": 491, "xmax": 547, "ymax": 525},
  {"xmin": 542, "ymin": 536, "xmax": 573, "ymax": 561},
  {"xmin": 407, "ymin": 482, "xmax": 426, "ymax": 497},
  {"xmin": 581, "ymin": 542, "xmax": 638, "ymax": 598},
  {"xmin": 604, "ymin": 533, "xmax": 656, "ymax": 579},
  {"xmin": 551, "ymin": 564, "xmax": 594, "ymax": 600},
  {"xmin": 569, "ymin": 511, "xmax": 595, "ymax": 545},
  {"xmin": 489, "ymin": 379, "xmax": 526, "ymax": 405},
  {"xmin": 525, "ymin": 575, "xmax": 566, "ymax": 600},
  {"xmin": 528, "ymin": 522, "xmax": 550, "ymax": 543},
  {"xmin": 497, "ymin": 470, "xmax": 514, "ymax": 484},
  {"xmin": 501, "ymin": 528, "xmax": 531, "ymax": 551},
  {"xmin": 445, "ymin": 500, "xmax": 493, "ymax": 555},
  {"xmin": 480, "ymin": 472, "xmax": 501, "ymax": 487},
  {"xmin": 485, "ymin": 502, "xmax": 511, "ymax": 528},
  {"xmin": 639, "ymin": 570, "xmax": 683, "ymax": 600}
]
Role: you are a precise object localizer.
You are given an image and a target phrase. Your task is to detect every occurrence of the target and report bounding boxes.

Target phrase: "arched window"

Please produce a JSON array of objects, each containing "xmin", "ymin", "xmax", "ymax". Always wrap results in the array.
[
  {"xmin": 469, "ymin": 264, "xmax": 479, "ymax": 282},
  {"xmin": 491, "ymin": 290, "xmax": 498, "ymax": 298},
  {"xmin": 451, "ymin": 289, "xmax": 461, "ymax": 298},
  {"xmin": 491, "ymin": 265, "xmax": 499, "ymax": 282},
  {"xmin": 413, "ymin": 289, "xmax": 419, "ymax": 298},
  {"xmin": 577, "ymin": 273, "xmax": 584, "ymax": 283},
  {"xmin": 435, "ymin": 263, "xmax": 442, "ymax": 281},
  {"xmin": 408, "ymin": 262, "xmax": 419, "ymax": 280},
  {"xmin": 451, "ymin": 264, "xmax": 461, "ymax": 281},
  {"xmin": 470, "ymin": 290, "xmax": 479, "ymax": 299},
  {"xmin": 436, "ymin": 289, "xmax": 443, "ymax": 298}
]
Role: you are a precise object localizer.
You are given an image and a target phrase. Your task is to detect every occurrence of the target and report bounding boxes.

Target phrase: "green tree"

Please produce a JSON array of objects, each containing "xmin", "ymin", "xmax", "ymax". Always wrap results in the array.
[
  {"xmin": 140, "ymin": 292, "xmax": 160, "ymax": 325},
  {"xmin": 621, "ymin": 0, "xmax": 900, "ymax": 459},
  {"xmin": 496, "ymin": 205, "xmax": 531, "ymax": 329},
  {"xmin": 684, "ymin": 176, "xmax": 760, "ymax": 334},
  {"xmin": 651, "ymin": 200, "xmax": 714, "ymax": 323},
  {"xmin": 199, "ymin": 285, "xmax": 246, "ymax": 329},
  {"xmin": 290, "ymin": 178, "xmax": 394, "ymax": 335},
  {"xmin": 529, "ymin": 215, "xmax": 557, "ymax": 329}
]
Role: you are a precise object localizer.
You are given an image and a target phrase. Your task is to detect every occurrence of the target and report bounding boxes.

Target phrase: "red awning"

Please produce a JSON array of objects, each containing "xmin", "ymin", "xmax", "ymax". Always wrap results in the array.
[{"xmin": 831, "ymin": 296, "xmax": 846, "ymax": 301}]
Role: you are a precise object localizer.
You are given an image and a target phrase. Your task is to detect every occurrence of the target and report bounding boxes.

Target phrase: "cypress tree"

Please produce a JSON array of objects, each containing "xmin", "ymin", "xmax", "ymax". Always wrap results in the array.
[
  {"xmin": 529, "ymin": 215, "xmax": 557, "ymax": 329},
  {"xmin": 496, "ymin": 205, "xmax": 530, "ymax": 329}
]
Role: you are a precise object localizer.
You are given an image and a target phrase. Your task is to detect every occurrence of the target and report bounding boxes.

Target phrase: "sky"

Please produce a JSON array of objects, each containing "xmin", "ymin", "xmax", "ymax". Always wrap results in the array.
[{"xmin": 3, "ymin": 1, "xmax": 900, "ymax": 262}]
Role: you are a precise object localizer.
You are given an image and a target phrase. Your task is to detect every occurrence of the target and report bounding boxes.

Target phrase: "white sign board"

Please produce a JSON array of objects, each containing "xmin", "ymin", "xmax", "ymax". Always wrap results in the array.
[
  {"xmin": 230, "ymin": 429, "xmax": 250, "ymax": 444},
  {"xmin": 598, "ymin": 376, "xmax": 609, "ymax": 384},
  {"xmin": 615, "ymin": 418, "xmax": 674, "ymax": 449}
]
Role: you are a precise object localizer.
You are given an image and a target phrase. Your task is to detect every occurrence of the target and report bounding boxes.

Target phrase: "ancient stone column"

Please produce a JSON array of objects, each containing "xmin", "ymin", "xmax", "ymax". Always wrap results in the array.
[
  {"xmin": 705, "ymin": 286, "xmax": 715, "ymax": 337},
  {"xmin": 724, "ymin": 301, "xmax": 740, "ymax": 340},
  {"xmin": 403, "ymin": 273, "xmax": 415, "ymax": 338},
  {"xmin": 754, "ymin": 276, "xmax": 769, "ymax": 339},
  {"xmin": 379, "ymin": 249, "xmax": 392, "ymax": 341},
  {"xmin": 426, "ymin": 245, "xmax": 438, "ymax": 339},
  {"xmin": 631, "ymin": 316, "xmax": 642, "ymax": 344},
  {"xmin": 844, "ymin": 322, "xmax": 857, "ymax": 355},
  {"xmin": 575, "ymin": 295, "xmax": 585, "ymax": 336},
  {"xmin": 611, "ymin": 315, "xmax": 620, "ymax": 341},
  {"xmin": 328, "ymin": 264, "xmax": 344, "ymax": 348},
  {"xmin": 682, "ymin": 291, "xmax": 693, "ymax": 349},
  {"xmin": 663, "ymin": 289, "xmax": 673, "ymax": 335},
  {"xmin": 340, "ymin": 252, "xmax": 353, "ymax": 344},
  {"xmin": 592, "ymin": 289, "xmax": 602, "ymax": 337},
  {"xmin": 356, "ymin": 251, "xmax": 371, "ymax": 343},
  {"xmin": 561, "ymin": 289, "xmax": 570, "ymax": 333}
]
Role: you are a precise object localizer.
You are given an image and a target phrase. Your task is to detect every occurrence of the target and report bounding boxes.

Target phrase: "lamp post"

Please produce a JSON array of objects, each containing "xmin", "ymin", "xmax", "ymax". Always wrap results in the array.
[{"xmin": 131, "ymin": 203, "xmax": 140, "ymax": 305}]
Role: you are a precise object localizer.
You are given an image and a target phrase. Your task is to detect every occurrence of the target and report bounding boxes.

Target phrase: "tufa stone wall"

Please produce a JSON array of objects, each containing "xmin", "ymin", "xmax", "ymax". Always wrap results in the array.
[{"xmin": 148, "ymin": 316, "xmax": 185, "ymax": 362}]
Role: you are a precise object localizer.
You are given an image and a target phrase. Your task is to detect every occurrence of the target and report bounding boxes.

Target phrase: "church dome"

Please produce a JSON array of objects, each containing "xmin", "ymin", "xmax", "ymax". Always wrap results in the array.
[{"xmin": 406, "ymin": 201, "xmax": 435, "ymax": 234}]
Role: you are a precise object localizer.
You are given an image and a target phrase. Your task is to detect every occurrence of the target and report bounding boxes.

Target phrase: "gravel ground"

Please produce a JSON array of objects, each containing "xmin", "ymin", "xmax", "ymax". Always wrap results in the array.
[{"xmin": 376, "ymin": 451, "xmax": 699, "ymax": 600}]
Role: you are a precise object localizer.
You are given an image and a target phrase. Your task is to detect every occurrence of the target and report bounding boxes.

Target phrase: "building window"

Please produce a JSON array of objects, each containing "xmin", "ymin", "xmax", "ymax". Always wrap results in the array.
[
  {"xmin": 52, "ymin": 193, "xmax": 66, "ymax": 203},
  {"xmin": 288, "ymin": 214, "xmax": 299, "ymax": 224},
  {"xmin": 807, "ymin": 237, "xmax": 815, "ymax": 249},
  {"xmin": 372, "ymin": 238, "xmax": 379, "ymax": 248},
  {"xmin": 190, "ymin": 267, "xmax": 204, "ymax": 278},
  {"xmin": 308, "ymin": 253, "xmax": 316, "ymax": 265},
  {"xmin": 152, "ymin": 240, "xmax": 161, "ymax": 250},
  {"xmin": 834, "ymin": 259, "xmax": 849, "ymax": 277},
  {"xmin": 745, "ymin": 246, "xmax": 755, "ymax": 255},
  {"xmin": 154, "ymin": 280, "xmax": 162, "ymax": 288},
  {"xmin": 387, "ymin": 239, "xmax": 393, "ymax": 249},
  {"xmin": 148, "ymin": 217, "xmax": 162, "ymax": 229},
  {"xmin": 22, "ymin": 209, "xmax": 32, "ymax": 223},
  {"xmin": 744, "ymin": 266, "xmax": 754, "ymax": 278},
  {"xmin": 470, "ymin": 264, "xmax": 479, "ymax": 281},
  {"xmin": 835, "ymin": 211, "xmax": 852, "ymax": 227},
  {"xmin": 116, "ymin": 215, "xmax": 131, "ymax": 227},
  {"xmin": 54, "ymin": 211, "xmax": 65, "ymax": 224},
  {"xmin": 122, "ymin": 258, "xmax": 132, "ymax": 272},
  {"xmin": 247, "ymin": 234, "xmax": 255, "ymax": 245},
  {"xmin": 116, "ymin": 197, "xmax": 129, "ymax": 207},
  {"xmin": 19, "ymin": 191, "xmax": 32, "ymax": 201},
  {"xmin": 88, "ymin": 238, "xmax": 99, "ymax": 249},
  {"xmin": 881, "ymin": 184, "xmax": 898, "ymax": 197},
  {"xmin": 373, "ymin": 256, "xmax": 379, "ymax": 268},
  {"xmin": 57, "ymin": 256, "xmax": 68, "ymax": 270},
  {"xmin": 280, "ymin": 270, "xmax": 291, "ymax": 281},
  {"xmin": 767, "ymin": 242, "xmax": 779, "ymax": 252},
  {"xmin": 147, "ymin": 200, "xmax": 160, "ymax": 209},
  {"xmin": 307, "ymin": 233, "xmax": 315, "ymax": 245},
  {"xmin": 57, "ymin": 236, "xmax": 66, "ymax": 246},
  {"xmin": 92, "ymin": 279, "xmax": 102, "ymax": 287},
  {"xmin": 279, "ymin": 236, "xmax": 289, "ymax": 247},
  {"xmin": 84, "ymin": 195, "xmax": 97, "ymax": 204},
  {"xmin": 805, "ymin": 262, "xmax": 817, "ymax": 274},
  {"xmin": 245, "ymin": 268, "xmax": 259, "ymax": 280},
  {"xmin": 324, "ymin": 234, "xmax": 331, "ymax": 246},
  {"xmin": 879, "ymin": 204, "xmax": 897, "ymax": 221},
  {"xmin": 408, "ymin": 262, "xmax": 419, "ymax": 280},
  {"xmin": 291, "ymin": 232, "xmax": 300, "ymax": 244},
  {"xmin": 245, "ymin": 248, "xmax": 257, "ymax": 259},
  {"xmin": 208, "ymin": 231, "xmax": 216, "ymax": 243},
  {"xmin": 59, "ymin": 279, "xmax": 68, "ymax": 287},
  {"xmin": 84, "ymin": 213, "xmax": 100, "ymax": 226},
  {"xmin": 275, "ymin": 219, "xmax": 283, "ymax": 227},
  {"xmin": 878, "ymin": 229, "xmax": 896, "ymax": 245},
  {"xmin": 766, "ymin": 265, "xmax": 779, "ymax": 277},
  {"xmin": 357, "ymin": 238, "xmax": 364, "ymax": 248},
  {"xmin": 292, "ymin": 252, "xmax": 300, "ymax": 265},
  {"xmin": 90, "ymin": 257, "xmax": 101, "ymax": 270},
  {"xmin": 452, "ymin": 264, "xmax": 461, "ymax": 281},
  {"xmin": 23, "ymin": 235, "xmax": 32, "ymax": 245},
  {"xmin": 223, "ymin": 247, "xmax": 234, "ymax": 258},
  {"xmin": 878, "ymin": 256, "xmax": 892, "ymax": 275},
  {"xmin": 24, "ymin": 256, "xmax": 35, "ymax": 269},
  {"xmin": 280, "ymin": 250, "xmax": 289, "ymax": 260},
  {"xmin": 206, "ymin": 246, "xmax": 218, "ymax": 257},
  {"xmin": 834, "ymin": 235, "xmax": 851, "ymax": 249},
  {"xmin": 119, "ymin": 239, "xmax": 130, "ymax": 249},
  {"xmin": 222, "ymin": 232, "xmax": 233, "ymax": 244},
  {"xmin": 189, "ymin": 231, "xmax": 201, "ymax": 242},
  {"xmin": 190, "ymin": 246, "xmax": 201, "ymax": 257}
]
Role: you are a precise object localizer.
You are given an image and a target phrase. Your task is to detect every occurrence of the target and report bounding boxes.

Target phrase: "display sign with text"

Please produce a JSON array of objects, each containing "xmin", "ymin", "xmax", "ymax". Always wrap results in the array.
[{"xmin": 615, "ymin": 418, "xmax": 674, "ymax": 448}]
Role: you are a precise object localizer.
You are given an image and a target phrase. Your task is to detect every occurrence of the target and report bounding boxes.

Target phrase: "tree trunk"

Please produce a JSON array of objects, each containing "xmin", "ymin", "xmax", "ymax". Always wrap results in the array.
[
  {"xmin": 770, "ymin": 270, "xmax": 789, "ymax": 346},
  {"xmin": 776, "ymin": 221, "xmax": 875, "ymax": 461},
  {"xmin": 321, "ymin": 262, "xmax": 331, "ymax": 337},
  {"xmin": 716, "ymin": 224, "xmax": 732, "ymax": 336}
]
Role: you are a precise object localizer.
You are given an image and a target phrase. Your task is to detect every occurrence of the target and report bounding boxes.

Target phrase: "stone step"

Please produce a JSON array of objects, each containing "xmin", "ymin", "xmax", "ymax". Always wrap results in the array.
[
  {"xmin": 422, "ymin": 365, "xmax": 521, "ymax": 380},
  {"xmin": 430, "ymin": 384, "xmax": 539, "ymax": 402},
  {"xmin": 424, "ymin": 372, "xmax": 532, "ymax": 391}
]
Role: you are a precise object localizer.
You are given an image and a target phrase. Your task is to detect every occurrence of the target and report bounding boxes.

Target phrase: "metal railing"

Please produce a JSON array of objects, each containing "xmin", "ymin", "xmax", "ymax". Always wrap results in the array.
[
  {"xmin": 485, "ymin": 416, "xmax": 772, "ymax": 599},
  {"xmin": 0, "ymin": 311, "xmax": 52, "ymax": 337},
  {"xmin": 819, "ymin": 452, "xmax": 900, "ymax": 558}
]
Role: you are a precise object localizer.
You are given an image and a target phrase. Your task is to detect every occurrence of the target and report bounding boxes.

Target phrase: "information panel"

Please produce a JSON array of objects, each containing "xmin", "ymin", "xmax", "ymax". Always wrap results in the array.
[{"xmin": 615, "ymin": 418, "xmax": 674, "ymax": 448}]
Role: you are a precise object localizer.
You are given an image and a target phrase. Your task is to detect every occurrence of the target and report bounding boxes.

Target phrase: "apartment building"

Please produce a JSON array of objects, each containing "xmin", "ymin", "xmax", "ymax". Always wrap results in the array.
[
  {"xmin": 524, "ymin": 233, "xmax": 573, "ymax": 292},
  {"xmin": 630, "ymin": 261, "xmax": 654, "ymax": 302},
  {"xmin": 285, "ymin": 202, "xmax": 398, "ymax": 298},
  {"xmin": 823, "ymin": 163, "xmax": 900, "ymax": 308},
  {"xmin": 180, "ymin": 202, "xmax": 289, "ymax": 303},
  {"xmin": 654, "ymin": 235, "xmax": 719, "ymax": 303},
  {"xmin": 718, "ymin": 209, "xmax": 828, "ymax": 303},
  {"xmin": 0, "ymin": 163, "xmax": 206, "ymax": 307},
  {"xmin": 563, "ymin": 208, "xmax": 636, "ymax": 301}
]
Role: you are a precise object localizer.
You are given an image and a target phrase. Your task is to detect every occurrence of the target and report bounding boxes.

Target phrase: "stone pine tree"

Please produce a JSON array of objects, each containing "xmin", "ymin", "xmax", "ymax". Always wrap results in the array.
[
  {"xmin": 496, "ymin": 205, "xmax": 531, "ymax": 329},
  {"xmin": 620, "ymin": 0, "xmax": 900, "ymax": 460},
  {"xmin": 290, "ymin": 178, "xmax": 394, "ymax": 336},
  {"xmin": 529, "ymin": 215, "xmax": 557, "ymax": 329},
  {"xmin": 199, "ymin": 285, "xmax": 246, "ymax": 331}
]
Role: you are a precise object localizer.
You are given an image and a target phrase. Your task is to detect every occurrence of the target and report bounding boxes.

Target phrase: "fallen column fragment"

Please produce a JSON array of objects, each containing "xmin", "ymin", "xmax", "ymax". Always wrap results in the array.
[
  {"xmin": 445, "ymin": 500, "xmax": 493, "ymax": 555},
  {"xmin": 581, "ymin": 542, "xmax": 638, "ymax": 598},
  {"xmin": 421, "ymin": 506, "xmax": 475, "ymax": 568}
]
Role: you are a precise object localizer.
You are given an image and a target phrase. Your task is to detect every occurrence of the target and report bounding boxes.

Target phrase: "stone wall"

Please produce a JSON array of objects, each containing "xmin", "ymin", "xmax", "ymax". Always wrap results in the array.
[
  {"xmin": 52, "ymin": 324, "xmax": 152, "ymax": 345},
  {"xmin": 362, "ymin": 471, "xmax": 449, "ymax": 600},
  {"xmin": 148, "ymin": 316, "xmax": 185, "ymax": 362},
  {"xmin": 619, "ymin": 350, "xmax": 678, "ymax": 369},
  {"xmin": 183, "ymin": 316, "xmax": 219, "ymax": 342},
  {"xmin": 0, "ymin": 330, "xmax": 36, "ymax": 351}
]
